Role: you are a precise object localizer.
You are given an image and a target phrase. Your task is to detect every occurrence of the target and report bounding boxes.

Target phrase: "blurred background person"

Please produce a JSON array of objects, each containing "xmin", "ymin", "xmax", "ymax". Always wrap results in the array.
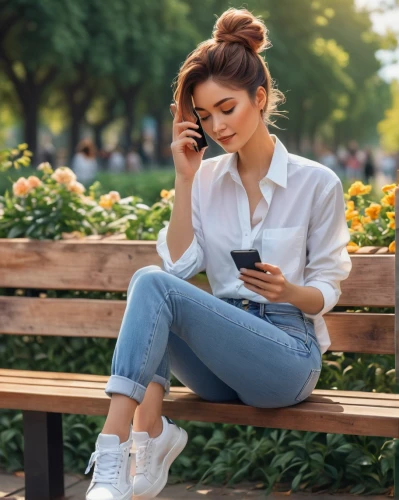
[
  {"xmin": 364, "ymin": 147, "xmax": 376, "ymax": 184},
  {"xmin": 318, "ymin": 145, "xmax": 342, "ymax": 178},
  {"xmin": 108, "ymin": 145, "xmax": 126, "ymax": 173},
  {"xmin": 71, "ymin": 138, "xmax": 98, "ymax": 185},
  {"xmin": 38, "ymin": 134, "xmax": 56, "ymax": 167},
  {"xmin": 126, "ymin": 146, "xmax": 143, "ymax": 173},
  {"xmin": 345, "ymin": 140, "xmax": 365, "ymax": 181}
]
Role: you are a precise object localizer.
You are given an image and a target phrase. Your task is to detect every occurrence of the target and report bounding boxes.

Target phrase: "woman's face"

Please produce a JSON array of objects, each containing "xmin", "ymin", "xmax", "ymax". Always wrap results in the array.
[{"xmin": 192, "ymin": 79, "xmax": 266, "ymax": 152}]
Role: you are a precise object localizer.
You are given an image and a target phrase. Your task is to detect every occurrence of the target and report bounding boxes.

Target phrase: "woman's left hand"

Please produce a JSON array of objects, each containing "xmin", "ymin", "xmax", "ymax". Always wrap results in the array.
[{"xmin": 238, "ymin": 262, "xmax": 293, "ymax": 303}]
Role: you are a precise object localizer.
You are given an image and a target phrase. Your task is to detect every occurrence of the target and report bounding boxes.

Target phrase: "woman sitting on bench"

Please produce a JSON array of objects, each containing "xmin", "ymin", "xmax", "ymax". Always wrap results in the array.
[{"xmin": 85, "ymin": 7, "xmax": 352, "ymax": 500}]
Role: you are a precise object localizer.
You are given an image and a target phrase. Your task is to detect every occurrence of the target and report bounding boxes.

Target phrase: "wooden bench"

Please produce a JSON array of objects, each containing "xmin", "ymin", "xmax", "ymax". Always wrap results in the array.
[{"xmin": 0, "ymin": 238, "xmax": 398, "ymax": 499}]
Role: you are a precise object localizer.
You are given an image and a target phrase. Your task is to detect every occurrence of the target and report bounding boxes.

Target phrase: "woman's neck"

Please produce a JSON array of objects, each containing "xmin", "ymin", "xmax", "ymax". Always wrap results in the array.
[{"xmin": 236, "ymin": 123, "xmax": 275, "ymax": 181}]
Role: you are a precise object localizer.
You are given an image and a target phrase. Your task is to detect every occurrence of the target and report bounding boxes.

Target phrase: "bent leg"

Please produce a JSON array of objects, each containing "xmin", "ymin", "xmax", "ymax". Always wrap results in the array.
[{"xmin": 106, "ymin": 266, "xmax": 321, "ymax": 408}]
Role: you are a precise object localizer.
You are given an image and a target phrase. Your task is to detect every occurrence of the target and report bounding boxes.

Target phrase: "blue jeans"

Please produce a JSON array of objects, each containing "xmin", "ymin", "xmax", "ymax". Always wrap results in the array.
[{"xmin": 105, "ymin": 266, "xmax": 322, "ymax": 408}]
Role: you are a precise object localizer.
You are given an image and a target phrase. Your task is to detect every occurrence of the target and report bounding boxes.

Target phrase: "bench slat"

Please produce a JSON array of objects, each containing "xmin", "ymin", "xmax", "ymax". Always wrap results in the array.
[
  {"xmin": 1, "ymin": 375, "xmax": 399, "ymax": 411},
  {"xmin": 0, "ymin": 381, "xmax": 398, "ymax": 438},
  {"xmin": 0, "ymin": 297, "xmax": 394, "ymax": 353},
  {"xmin": 0, "ymin": 240, "xmax": 394, "ymax": 306},
  {"xmin": 0, "ymin": 369, "xmax": 398, "ymax": 402}
]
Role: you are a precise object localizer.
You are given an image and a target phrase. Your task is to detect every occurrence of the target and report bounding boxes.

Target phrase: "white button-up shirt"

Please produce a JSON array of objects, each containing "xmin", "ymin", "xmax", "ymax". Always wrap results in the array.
[{"xmin": 157, "ymin": 135, "xmax": 352, "ymax": 354}]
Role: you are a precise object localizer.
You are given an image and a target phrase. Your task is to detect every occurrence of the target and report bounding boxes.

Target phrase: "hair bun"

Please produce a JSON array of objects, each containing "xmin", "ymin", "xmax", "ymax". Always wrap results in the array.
[{"xmin": 213, "ymin": 8, "xmax": 270, "ymax": 53}]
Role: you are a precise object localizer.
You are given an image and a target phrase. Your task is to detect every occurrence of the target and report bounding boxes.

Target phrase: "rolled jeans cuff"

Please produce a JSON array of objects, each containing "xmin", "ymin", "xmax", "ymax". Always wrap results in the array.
[
  {"xmin": 152, "ymin": 374, "xmax": 170, "ymax": 396},
  {"xmin": 105, "ymin": 375, "xmax": 147, "ymax": 404}
]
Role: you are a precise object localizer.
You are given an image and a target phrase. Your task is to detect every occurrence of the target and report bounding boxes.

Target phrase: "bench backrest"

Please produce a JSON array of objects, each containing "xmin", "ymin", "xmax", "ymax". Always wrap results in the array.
[{"xmin": 0, "ymin": 239, "xmax": 396, "ymax": 359}]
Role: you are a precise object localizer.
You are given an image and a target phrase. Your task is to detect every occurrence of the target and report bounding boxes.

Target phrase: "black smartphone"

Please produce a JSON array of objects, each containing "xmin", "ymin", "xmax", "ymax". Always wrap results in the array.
[
  {"xmin": 191, "ymin": 108, "xmax": 208, "ymax": 152},
  {"xmin": 230, "ymin": 249, "xmax": 263, "ymax": 272},
  {"xmin": 170, "ymin": 102, "xmax": 207, "ymax": 152}
]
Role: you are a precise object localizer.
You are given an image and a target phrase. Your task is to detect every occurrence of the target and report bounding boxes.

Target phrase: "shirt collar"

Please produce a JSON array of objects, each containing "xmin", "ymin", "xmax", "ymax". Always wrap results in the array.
[{"xmin": 214, "ymin": 134, "xmax": 288, "ymax": 188}]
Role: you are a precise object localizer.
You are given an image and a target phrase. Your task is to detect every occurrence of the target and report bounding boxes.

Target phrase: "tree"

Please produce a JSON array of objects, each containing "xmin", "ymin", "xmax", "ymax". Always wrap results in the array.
[{"xmin": 0, "ymin": 0, "xmax": 87, "ymax": 157}]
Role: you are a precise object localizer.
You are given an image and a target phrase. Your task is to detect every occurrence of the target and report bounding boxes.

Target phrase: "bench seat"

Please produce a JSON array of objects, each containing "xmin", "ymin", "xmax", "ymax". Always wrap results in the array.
[{"xmin": 1, "ymin": 369, "xmax": 398, "ymax": 438}]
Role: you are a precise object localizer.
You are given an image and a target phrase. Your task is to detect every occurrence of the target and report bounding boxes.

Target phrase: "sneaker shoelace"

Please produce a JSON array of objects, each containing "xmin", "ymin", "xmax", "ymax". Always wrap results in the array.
[
  {"xmin": 135, "ymin": 443, "xmax": 151, "ymax": 475},
  {"xmin": 85, "ymin": 449, "xmax": 123, "ymax": 483}
]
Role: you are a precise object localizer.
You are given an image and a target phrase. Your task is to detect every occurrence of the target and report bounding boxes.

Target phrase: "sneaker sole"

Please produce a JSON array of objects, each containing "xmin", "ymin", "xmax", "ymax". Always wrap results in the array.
[
  {"xmin": 86, "ymin": 485, "xmax": 133, "ymax": 500},
  {"xmin": 132, "ymin": 427, "xmax": 188, "ymax": 499}
]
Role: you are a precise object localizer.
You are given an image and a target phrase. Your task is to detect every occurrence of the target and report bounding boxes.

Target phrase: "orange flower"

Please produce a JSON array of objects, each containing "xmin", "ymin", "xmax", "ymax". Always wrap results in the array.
[
  {"xmin": 51, "ymin": 167, "xmax": 76, "ymax": 185},
  {"xmin": 67, "ymin": 181, "xmax": 86, "ymax": 195},
  {"xmin": 13, "ymin": 177, "xmax": 30, "ymax": 197},
  {"xmin": 348, "ymin": 181, "xmax": 372, "ymax": 197},
  {"xmin": 389, "ymin": 241, "xmax": 395, "ymax": 253},
  {"xmin": 347, "ymin": 241, "xmax": 360, "ymax": 253},
  {"xmin": 108, "ymin": 191, "xmax": 121, "ymax": 203},
  {"xmin": 160, "ymin": 189, "xmax": 169, "ymax": 199},
  {"xmin": 99, "ymin": 194, "xmax": 113, "ymax": 210},
  {"xmin": 381, "ymin": 192, "xmax": 395, "ymax": 207},
  {"xmin": 382, "ymin": 183, "xmax": 396, "ymax": 193},
  {"xmin": 27, "ymin": 176, "xmax": 42, "ymax": 190},
  {"xmin": 350, "ymin": 217, "xmax": 364, "ymax": 232},
  {"xmin": 365, "ymin": 203, "xmax": 381, "ymax": 220}
]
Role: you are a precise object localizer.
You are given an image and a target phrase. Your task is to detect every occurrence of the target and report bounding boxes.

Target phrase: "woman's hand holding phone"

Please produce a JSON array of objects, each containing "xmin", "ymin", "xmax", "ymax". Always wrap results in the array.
[{"xmin": 170, "ymin": 102, "xmax": 207, "ymax": 182}]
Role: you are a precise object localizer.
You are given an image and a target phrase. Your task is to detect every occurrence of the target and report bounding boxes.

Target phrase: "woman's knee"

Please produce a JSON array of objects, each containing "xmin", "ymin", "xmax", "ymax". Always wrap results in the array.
[{"xmin": 127, "ymin": 265, "xmax": 163, "ymax": 296}]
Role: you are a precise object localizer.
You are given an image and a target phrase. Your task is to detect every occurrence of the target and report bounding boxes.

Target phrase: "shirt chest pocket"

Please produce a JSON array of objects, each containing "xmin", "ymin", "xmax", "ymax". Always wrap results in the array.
[{"xmin": 261, "ymin": 226, "xmax": 305, "ymax": 275}]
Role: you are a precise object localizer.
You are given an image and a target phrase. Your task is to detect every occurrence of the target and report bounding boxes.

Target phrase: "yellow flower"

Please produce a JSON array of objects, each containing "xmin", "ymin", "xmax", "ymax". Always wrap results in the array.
[
  {"xmin": 13, "ymin": 177, "xmax": 30, "ymax": 197},
  {"xmin": 389, "ymin": 241, "xmax": 395, "ymax": 253},
  {"xmin": 347, "ymin": 241, "xmax": 360, "ymax": 253},
  {"xmin": 382, "ymin": 183, "xmax": 396, "ymax": 193},
  {"xmin": 361, "ymin": 215, "xmax": 371, "ymax": 224},
  {"xmin": 160, "ymin": 189, "xmax": 169, "ymax": 199},
  {"xmin": 346, "ymin": 200, "xmax": 355, "ymax": 211},
  {"xmin": 108, "ymin": 191, "xmax": 121, "ymax": 203},
  {"xmin": 348, "ymin": 181, "xmax": 372, "ymax": 197},
  {"xmin": 99, "ymin": 194, "xmax": 114, "ymax": 210},
  {"xmin": 387, "ymin": 211, "xmax": 395, "ymax": 221},
  {"xmin": 345, "ymin": 209, "xmax": 359, "ymax": 221},
  {"xmin": 18, "ymin": 143, "xmax": 28, "ymax": 150},
  {"xmin": 37, "ymin": 162, "xmax": 53, "ymax": 175},
  {"xmin": 365, "ymin": 203, "xmax": 381, "ymax": 220},
  {"xmin": 67, "ymin": 181, "xmax": 86, "ymax": 195},
  {"xmin": 27, "ymin": 176, "xmax": 42, "ymax": 190},
  {"xmin": 51, "ymin": 166, "xmax": 76, "ymax": 185},
  {"xmin": 350, "ymin": 217, "xmax": 364, "ymax": 232},
  {"xmin": 381, "ymin": 192, "xmax": 395, "ymax": 207}
]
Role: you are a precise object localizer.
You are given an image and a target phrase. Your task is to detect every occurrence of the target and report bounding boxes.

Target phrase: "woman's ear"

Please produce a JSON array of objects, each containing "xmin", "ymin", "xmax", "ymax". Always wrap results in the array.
[{"xmin": 255, "ymin": 86, "xmax": 267, "ymax": 112}]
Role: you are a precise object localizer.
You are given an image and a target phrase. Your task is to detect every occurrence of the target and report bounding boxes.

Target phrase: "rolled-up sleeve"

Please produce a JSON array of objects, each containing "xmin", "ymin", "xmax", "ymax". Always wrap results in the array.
[
  {"xmin": 156, "ymin": 173, "xmax": 206, "ymax": 280},
  {"xmin": 304, "ymin": 179, "xmax": 352, "ymax": 317}
]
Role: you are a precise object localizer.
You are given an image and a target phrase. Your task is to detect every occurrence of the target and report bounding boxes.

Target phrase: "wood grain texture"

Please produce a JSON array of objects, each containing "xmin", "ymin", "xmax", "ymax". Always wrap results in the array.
[
  {"xmin": 0, "ymin": 297, "xmax": 394, "ymax": 354},
  {"xmin": 0, "ymin": 240, "xmax": 394, "ymax": 306},
  {"xmin": 0, "ymin": 375, "xmax": 398, "ymax": 438}
]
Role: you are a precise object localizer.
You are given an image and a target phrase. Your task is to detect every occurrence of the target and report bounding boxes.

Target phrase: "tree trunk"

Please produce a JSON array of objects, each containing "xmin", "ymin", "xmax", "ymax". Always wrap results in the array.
[
  {"xmin": 93, "ymin": 126, "xmax": 103, "ymax": 151},
  {"xmin": 23, "ymin": 97, "xmax": 39, "ymax": 161},
  {"xmin": 123, "ymin": 94, "xmax": 135, "ymax": 151}
]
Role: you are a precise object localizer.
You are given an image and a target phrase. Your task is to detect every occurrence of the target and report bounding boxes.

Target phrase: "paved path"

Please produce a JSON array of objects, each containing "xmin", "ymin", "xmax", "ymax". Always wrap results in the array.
[{"xmin": 0, "ymin": 471, "xmax": 391, "ymax": 499}]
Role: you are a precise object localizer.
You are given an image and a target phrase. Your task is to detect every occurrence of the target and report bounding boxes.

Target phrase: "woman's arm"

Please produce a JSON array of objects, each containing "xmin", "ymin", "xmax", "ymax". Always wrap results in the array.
[
  {"xmin": 167, "ymin": 176, "xmax": 195, "ymax": 263},
  {"xmin": 285, "ymin": 283, "xmax": 324, "ymax": 315}
]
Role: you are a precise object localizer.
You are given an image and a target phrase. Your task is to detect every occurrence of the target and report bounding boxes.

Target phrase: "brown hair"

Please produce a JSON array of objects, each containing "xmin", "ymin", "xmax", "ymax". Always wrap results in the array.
[
  {"xmin": 173, "ymin": 8, "xmax": 285, "ymax": 127},
  {"xmin": 76, "ymin": 138, "xmax": 96, "ymax": 158}
]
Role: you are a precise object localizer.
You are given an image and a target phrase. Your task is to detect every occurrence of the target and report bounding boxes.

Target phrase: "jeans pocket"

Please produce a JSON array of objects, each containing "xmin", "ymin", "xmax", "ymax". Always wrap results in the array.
[
  {"xmin": 264, "ymin": 312, "xmax": 311, "ymax": 353},
  {"xmin": 295, "ymin": 368, "xmax": 321, "ymax": 402}
]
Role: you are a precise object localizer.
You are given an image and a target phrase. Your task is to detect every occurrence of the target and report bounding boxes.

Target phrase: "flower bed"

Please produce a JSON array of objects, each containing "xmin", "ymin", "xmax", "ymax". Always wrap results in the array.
[{"xmin": 0, "ymin": 145, "xmax": 396, "ymax": 254}]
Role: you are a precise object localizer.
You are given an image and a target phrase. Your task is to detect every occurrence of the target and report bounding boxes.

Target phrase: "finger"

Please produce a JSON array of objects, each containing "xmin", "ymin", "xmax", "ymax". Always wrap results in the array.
[
  {"xmin": 176, "ymin": 121, "xmax": 199, "ymax": 131},
  {"xmin": 178, "ymin": 129, "xmax": 202, "ymax": 140},
  {"xmin": 172, "ymin": 137, "xmax": 200, "ymax": 152},
  {"xmin": 254, "ymin": 262, "xmax": 281, "ymax": 275},
  {"xmin": 238, "ymin": 274, "xmax": 275, "ymax": 290},
  {"xmin": 239, "ymin": 268, "xmax": 276, "ymax": 282}
]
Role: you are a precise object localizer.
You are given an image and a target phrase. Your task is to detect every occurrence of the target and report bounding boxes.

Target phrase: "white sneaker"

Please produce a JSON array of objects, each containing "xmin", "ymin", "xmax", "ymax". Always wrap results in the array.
[
  {"xmin": 85, "ymin": 429, "xmax": 133, "ymax": 500},
  {"xmin": 132, "ymin": 416, "xmax": 188, "ymax": 499}
]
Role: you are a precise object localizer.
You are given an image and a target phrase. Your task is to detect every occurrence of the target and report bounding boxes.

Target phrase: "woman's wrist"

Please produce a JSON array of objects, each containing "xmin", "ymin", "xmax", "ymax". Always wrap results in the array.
[{"xmin": 175, "ymin": 175, "xmax": 194, "ymax": 187}]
